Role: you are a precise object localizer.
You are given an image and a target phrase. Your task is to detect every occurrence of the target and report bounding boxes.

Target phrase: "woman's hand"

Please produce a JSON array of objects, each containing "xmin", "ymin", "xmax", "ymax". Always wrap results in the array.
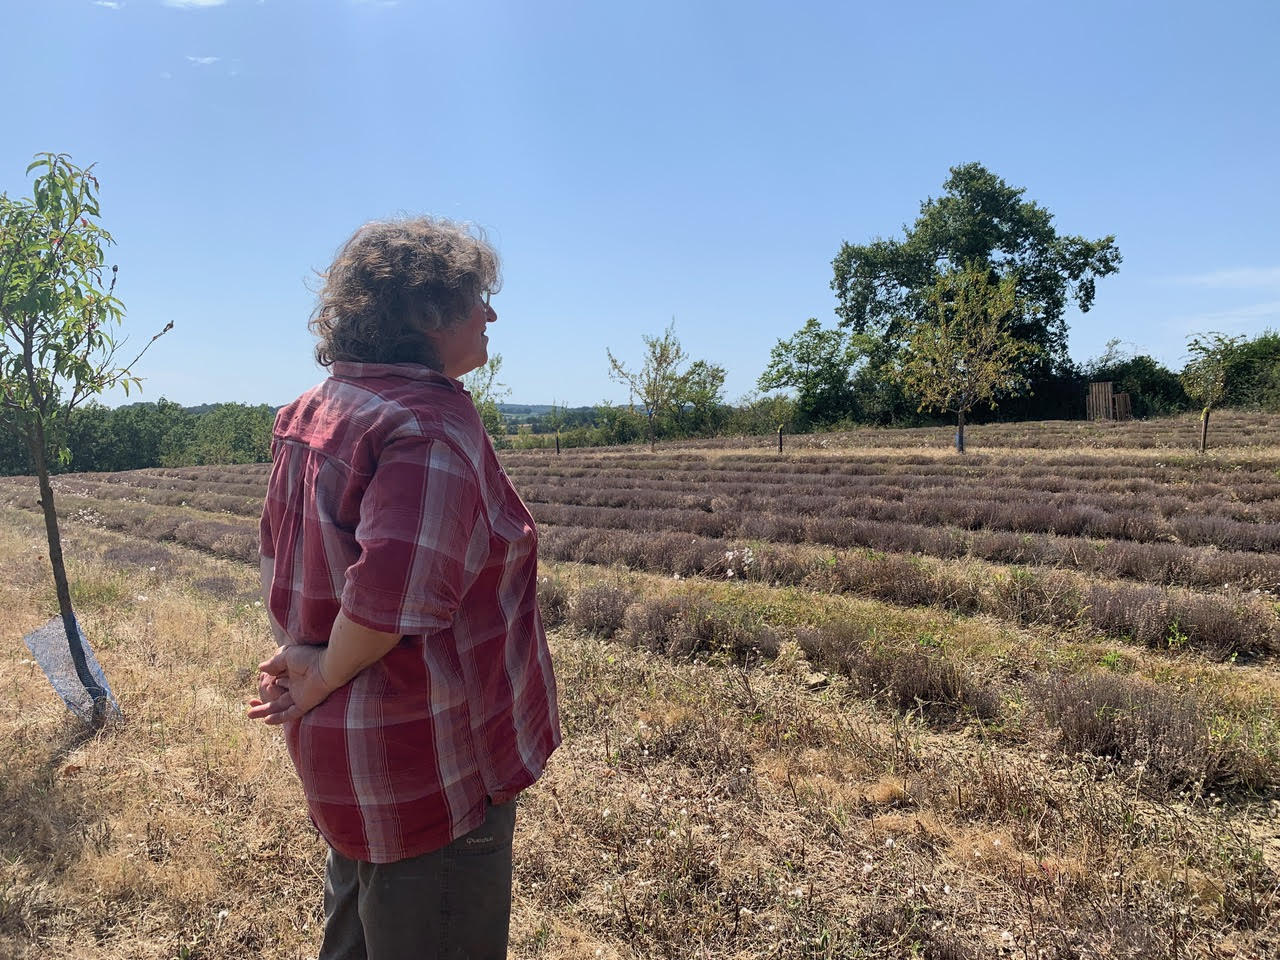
[
  {"xmin": 246, "ymin": 613, "xmax": 401, "ymax": 726},
  {"xmin": 246, "ymin": 644, "xmax": 337, "ymax": 725}
]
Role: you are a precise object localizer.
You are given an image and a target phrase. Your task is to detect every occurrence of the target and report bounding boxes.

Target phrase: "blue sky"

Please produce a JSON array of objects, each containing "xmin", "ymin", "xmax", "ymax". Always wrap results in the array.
[{"xmin": 3, "ymin": 0, "xmax": 1278, "ymax": 408}]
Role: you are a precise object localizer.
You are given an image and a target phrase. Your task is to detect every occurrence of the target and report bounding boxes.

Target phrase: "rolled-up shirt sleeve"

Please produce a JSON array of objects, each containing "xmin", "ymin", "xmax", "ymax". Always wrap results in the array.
[{"xmin": 341, "ymin": 436, "xmax": 488, "ymax": 635}]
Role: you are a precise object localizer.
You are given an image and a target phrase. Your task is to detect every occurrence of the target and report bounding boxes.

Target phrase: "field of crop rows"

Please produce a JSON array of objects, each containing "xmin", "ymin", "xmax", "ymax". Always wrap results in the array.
[
  {"xmin": 1, "ymin": 410, "xmax": 1278, "ymax": 958},
  {"xmin": 6, "ymin": 413, "xmax": 1280, "ymax": 661}
]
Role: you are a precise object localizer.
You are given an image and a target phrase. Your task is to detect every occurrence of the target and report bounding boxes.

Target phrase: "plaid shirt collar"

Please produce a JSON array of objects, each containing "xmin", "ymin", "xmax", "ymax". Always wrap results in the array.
[{"xmin": 330, "ymin": 361, "xmax": 466, "ymax": 395}]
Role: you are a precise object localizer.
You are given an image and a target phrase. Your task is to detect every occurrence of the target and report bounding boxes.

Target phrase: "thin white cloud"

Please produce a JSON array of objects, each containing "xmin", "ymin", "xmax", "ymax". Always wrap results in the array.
[
  {"xmin": 93, "ymin": 1, "xmax": 125, "ymax": 9},
  {"xmin": 1175, "ymin": 267, "xmax": 1280, "ymax": 289},
  {"xmin": 1189, "ymin": 300, "xmax": 1280, "ymax": 322},
  {"xmin": 164, "ymin": 0, "xmax": 227, "ymax": 8},
  {"xmin": 186, "ymin": 55, "xmax": 221, "ymax": 65}
]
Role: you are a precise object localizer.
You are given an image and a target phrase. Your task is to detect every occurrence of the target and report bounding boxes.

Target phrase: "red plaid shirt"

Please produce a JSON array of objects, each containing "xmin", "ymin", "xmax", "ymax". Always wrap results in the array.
[{"xmin": 259, "ymin": 362, "xmax": 560, "ymax": 863}]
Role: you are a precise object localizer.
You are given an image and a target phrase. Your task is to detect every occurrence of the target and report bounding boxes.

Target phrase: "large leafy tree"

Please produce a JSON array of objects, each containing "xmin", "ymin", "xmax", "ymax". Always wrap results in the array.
[
  {"xmin": 674, "ymin": 358, "xmax": 727, "ymax": 436},
  {"xmin": 186, "ymin": 403, "xmax": 274, "ymax": 465},
  {"xmin": 895, "ymin": 265, "xmax": 1036, "ymax": 453},
  {"xmin": 832, "ymin": 162, "xmax": 1121, "ymax": 379},
  {"xmin": 758, "ymin": 318, "xmax": 873, "ymax": 427},
  {"xmin": 0, "ymin": 153, "xmax": 169, "ymax": 718}
]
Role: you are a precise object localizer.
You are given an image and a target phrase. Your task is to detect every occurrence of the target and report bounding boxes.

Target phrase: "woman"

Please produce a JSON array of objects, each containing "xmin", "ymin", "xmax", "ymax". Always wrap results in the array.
[{"xmin": 248, "ymin": 217, "xmax": 561, "ymax": 960}]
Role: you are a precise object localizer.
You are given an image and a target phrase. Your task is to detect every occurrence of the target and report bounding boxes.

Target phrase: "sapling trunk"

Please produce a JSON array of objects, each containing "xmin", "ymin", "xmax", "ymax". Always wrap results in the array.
[
  {"xmin": 28, "ymin": 424, "xmax": 107, "ymax": 718},
  {"xmin": 1199, "ymin": 407, "xmax": 1210, "ymax": 454},
  {"xmin": 955, "ymin": 409, "xmax": 966, "ymax": 454}
]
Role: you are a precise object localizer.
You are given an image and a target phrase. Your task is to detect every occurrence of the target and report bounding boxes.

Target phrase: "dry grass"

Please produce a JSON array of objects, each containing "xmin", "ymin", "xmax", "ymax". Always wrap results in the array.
[
  {"xmin": 0, "ymin": 506, "xmax": 1277, "ymax": 958},
  {"xmin": 0, "ymin": 514, "xmax": 317, "ymax": 959}
]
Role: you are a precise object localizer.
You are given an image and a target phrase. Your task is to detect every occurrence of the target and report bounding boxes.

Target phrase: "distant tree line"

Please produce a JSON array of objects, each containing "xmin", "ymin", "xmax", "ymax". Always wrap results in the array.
[
  {"xmin": 483, "ymin": 327, "xmax": 1276, "ymax": 453},
  {"xmin": 0, "ymin": 399, "xmax": 275, "ymax": 476},
  {"xmin": 7, "ymin": 160, "xmax": 1277, "ymax": 473},
  {"xmin": 4, "ymin": 328, "xmax": 1274, "ymax": 472}
]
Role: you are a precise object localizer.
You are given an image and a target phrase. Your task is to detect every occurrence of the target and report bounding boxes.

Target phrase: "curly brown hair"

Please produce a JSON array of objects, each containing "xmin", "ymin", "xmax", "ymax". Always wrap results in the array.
[{"xmin": 310, "ymin": 217, "xmax": 501, "ymax": 368}]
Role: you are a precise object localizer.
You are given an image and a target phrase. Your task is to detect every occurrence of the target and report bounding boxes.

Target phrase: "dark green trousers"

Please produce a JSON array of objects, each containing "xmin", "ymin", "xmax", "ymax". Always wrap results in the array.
[{"xmin": 318, "ymin": 799, "xmax": 517, "ymax": 960}]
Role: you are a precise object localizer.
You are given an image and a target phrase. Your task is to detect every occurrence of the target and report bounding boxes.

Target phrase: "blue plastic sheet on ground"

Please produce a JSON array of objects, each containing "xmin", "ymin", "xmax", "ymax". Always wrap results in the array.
[{"xmin": 23, "ymin": 615, "xmax": 121, "ymax": 721}]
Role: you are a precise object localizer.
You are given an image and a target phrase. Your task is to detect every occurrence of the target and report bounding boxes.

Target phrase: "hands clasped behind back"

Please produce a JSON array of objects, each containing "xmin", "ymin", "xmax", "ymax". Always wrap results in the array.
[
  {"xmin": 246, "ymin": 608, "xmax": 404, "ymax": 725},
  {"xmin": 247, "ymin": 643, "xmax": 336, "ymax": 725}
]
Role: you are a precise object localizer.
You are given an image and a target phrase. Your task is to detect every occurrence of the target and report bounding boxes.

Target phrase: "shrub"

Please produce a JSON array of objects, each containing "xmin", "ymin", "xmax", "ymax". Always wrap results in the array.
[
  {"xmin": 568, "ymin": 581, "xmax": 632, "ymax": 637},
  {"xmin": 796, "ymin": 619, "xmax": 1001, "ymax": 722},
  {"xmin": 623, "ymin": 594, "xmax": 781, "ymax": 662},
  {"xmin": 793, "ymin": 618, "xmax": 871, "ymax": 674},
  {"xmin": 1084, "ymin": 582, "xmax": 1279, "ymax": 657},
  {"xmin": 858, "ymin": 644, "xmax": 1002, "ymax": 722},
  {"xmin": 1032, "ymin": 672, "xmax": 1255, "ymax": 793},
  {"xmin": 622, "ymin": 594, "xmax": 685, "ymax": 654},
  {"xmin": 536, "ymin": 573, "xmax": 571, "ymax": 628},
  {"xmin": 989, "ymin": 568, "xmax": 1083, "ymax": 626}
]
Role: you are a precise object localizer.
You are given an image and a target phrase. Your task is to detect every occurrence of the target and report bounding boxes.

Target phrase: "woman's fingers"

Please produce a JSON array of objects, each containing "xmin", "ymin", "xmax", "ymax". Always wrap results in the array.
[
  {"xmin": 248, "ymin": 645, "xmax": 331, "ymax": 725},
  {"xmin": 262, "ymin": 706, "xmax": 299, "ymax": 726},
  {"xmin": 247, "ymin": 691, "xmax": 294, "ymax": 720},
  {"xmin": 257, "ymin": 645, "xmax": 290, "ymax": 676},
  {"xmin": 258, "ymin": 670, "xmax": 290, "ymax": 698}
]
